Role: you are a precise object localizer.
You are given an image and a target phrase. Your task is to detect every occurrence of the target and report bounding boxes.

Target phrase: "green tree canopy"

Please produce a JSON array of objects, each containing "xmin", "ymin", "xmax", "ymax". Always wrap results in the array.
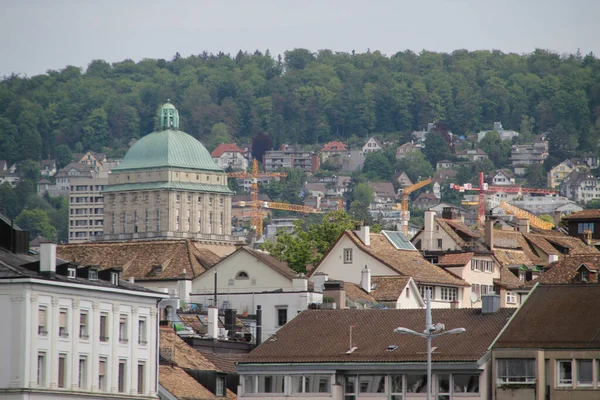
[{"xmin": 14, "ymin": 208, "xmax": 56, "ymax": 240}]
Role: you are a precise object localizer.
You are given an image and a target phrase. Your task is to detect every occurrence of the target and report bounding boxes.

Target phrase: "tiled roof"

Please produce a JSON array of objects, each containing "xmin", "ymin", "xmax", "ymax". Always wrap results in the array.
[
  {"xmin": 55, "ymin": 162, "xmax": 95, "ymax": 178},
  {"xmin": 305, "ymin": 183, "xmax": 327, "ymax": 192},
  {"xmin": 533, "ymin": 255, "xmax": 600, "ymax": 284},
  {"xmin": 523, "ymin": 233, "xmax": 560, "ymax": 256},
  {"xmin": 102, "ymin": 181, "xmax": 233, "ymax": 194},
  {"xmin": 493, "ymin": 266, "xmax": 525, "ymax": 290},
  {"xmin": 370, "ymin": 276, "xmax": 411, "ymax": 302},
  {"xmin": 436, "ymin": 220, "xmax": 467, "ymax": 248},
  {"xmin": 321, "ymin": 141, "xmax": 347, "ymax": 151},
  {"xmin": 159, "ymin": 365, "xmax": 235, "ymax": 399},
  {"xmin": 57, "ymin": 240, "xmax": 222, "ymax": 280},
  {"xmin": 200, "ymin": 351, "xmax": 247, "ymax": 374},
  {"xmin": 244, "ymin": 308, "xmax": 514, "ymax": 364},
  {"xmin": 414, "ymin": 193, "xmax": 438, "ymax": 203},
  {"xmin": 494, "ymin": 285, "xmax": 600, "ymax": 349},
  {"xmin": 443, "ymin": 220, "xmax": 481, "ymax": 239},
  {"xmin": 211, "ymin": 143, "xmax": 245, "ymax": 158},
  {"xmin": 563, "ymin": 209, "xmax": 600, "ymax": 220},
  {"xmin": 543, "ymin": 236, "xmax": 599, "ymax": 256},
  {"xmin": 369, "ymin": 182, "xmax": 396, "ymax": 197},
  {"xmin": 345, "ymin": 231, "xmax": 469, "ymax": 287},
  {"xmin": 159, "ymin": 327, "xmax": 219, "ymax": 371},
  {"xmin": 218, "ymin": 247, "xmax": 299, "ymax": 282},
  {"xmin": 343, "ymin": 282, "xmax": 377, "ymax": 304},
  {"xmin": 437, "ymin": 252, "xmax": 474, "ymax": 267}
]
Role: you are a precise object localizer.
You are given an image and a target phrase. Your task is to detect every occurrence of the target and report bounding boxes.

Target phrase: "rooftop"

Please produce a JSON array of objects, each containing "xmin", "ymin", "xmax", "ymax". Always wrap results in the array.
[{"xmin": 211, "ymin": 143, "xmax": 245, "ymax": 158}]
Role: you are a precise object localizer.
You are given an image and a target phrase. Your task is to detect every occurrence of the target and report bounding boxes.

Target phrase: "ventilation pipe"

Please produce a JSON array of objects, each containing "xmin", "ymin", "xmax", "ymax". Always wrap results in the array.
[
  {"xmin": 207, "ymin": 306, "xmax": 219, "ymax": 339},
  {"xmin": 360, "ymin": 266, "xmax": 372, "ymax": 293},
  {"xmin": 256, "ymin": 305, "xmax": 262, "ymax": 346}
]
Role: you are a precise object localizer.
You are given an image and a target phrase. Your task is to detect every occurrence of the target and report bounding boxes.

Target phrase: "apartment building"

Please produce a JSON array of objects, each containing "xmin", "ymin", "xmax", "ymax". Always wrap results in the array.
[
  {"xmin": 0, "ymin": 241, "xmax": 167, "ymax": 400},
  {"xmin": 69, "ymin": 172, "xmax": 108, "ymax": 243},
  {"xmin": 263, "ymin": 145, "xmax": 320, "ymax": 174}
]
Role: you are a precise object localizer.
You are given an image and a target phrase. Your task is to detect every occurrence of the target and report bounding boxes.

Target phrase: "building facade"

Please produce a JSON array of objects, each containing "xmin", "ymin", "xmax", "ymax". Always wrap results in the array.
[{"xmin": 101, "ymin": 103, "xmax": 237, "ymax": 242}]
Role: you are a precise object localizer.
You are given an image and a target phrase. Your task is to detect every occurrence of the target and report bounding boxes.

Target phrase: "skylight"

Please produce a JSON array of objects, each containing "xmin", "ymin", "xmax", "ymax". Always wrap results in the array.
[
  {"xmin": 382, "ymin": 230, "xmax": 417, "ymax": 251},
  {"xmin": 386, "ymin": 345, "xmax": 398, "ymax": 351}
]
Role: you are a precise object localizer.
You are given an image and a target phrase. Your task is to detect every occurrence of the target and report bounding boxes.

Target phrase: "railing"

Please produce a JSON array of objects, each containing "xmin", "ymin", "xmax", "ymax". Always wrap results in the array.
[
  {"xmin": 99, "ymin": 335, "xmax": 109, "ymax": 342},
  {"xmin": 38, "ymin": 327, "xmax": 48, "ymax": 336}
]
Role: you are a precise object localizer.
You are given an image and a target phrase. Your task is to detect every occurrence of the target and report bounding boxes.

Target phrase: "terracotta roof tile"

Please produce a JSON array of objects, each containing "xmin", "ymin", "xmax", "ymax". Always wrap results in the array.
[
  {"xmin": 437, "ymin": 252, "xmax": 474, "ymax": 267},
  {"xmin": 493, "ymin": 266, "xmax": 525, "ymax": 290},
  {"xmin": 321, "ymin": 141, "xmax": 348, "ymax": 151},
  {"xmin": 543, "ymin": 236, "xmax": 599, "ymax": 255},
  {"xmin": 239, "ymin": 247, "xmax": 298, "ymax": 281},
  {"xmin": 159, "ymin": 327, "xmax": 219, "ymax": 371},
  {"xmin": 494, "ymin": 285, "xmax": 600, "ymax": 349},
  {"xmin": 346, "ymin": 231, "xmax": 469, "ymax": 287},
  {"xmin": 57, "ymin": 240, "xmax": 222, "ymax": 280},
  {"xmin": 563, "ymin": 209, "xmax": 600, "ymax": 220},
  {"xmin": 211, "ymin": 143, "xmax": 245, "ymax": 158},
  {"xmin": 533, "ymin": 255, "xmax": 600, "ymax": 285},
  {"xmin": 343, "ymin": 282, "xmax": 377, "ymax": 304},
  {"xmin": 244, "ymin": 308, "xmax": 514, "ymax": 363},
  {"xmin": 199, "ymin": 351, "xmax": 247, "ymax": 374},
  {"xmin": 159, "ymin": 365, "xmax": 220, "ymax": 400},
  {"xmin": 371, "ymin": 276, "xmax": 411, "ymax": 302}
]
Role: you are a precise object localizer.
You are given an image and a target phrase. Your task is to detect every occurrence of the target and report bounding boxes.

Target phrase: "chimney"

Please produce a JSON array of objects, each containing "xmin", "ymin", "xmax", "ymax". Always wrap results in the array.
[
  {"xmin": 424, "ymin": 210, "xmax": 436, "ymax": 250},
  {"xmin": 518, "ymin": 219, "xmax": 530, "ymax": 234},
  {"xmin": 481, "ymin": 293, "xmax": 501, "ymax": 314},
  {"xmin": 548, "ymin": 254, "xmax": 559, "ymax": 264},
  {"xmin": 292, "ymin": 273, "xmax": 308, "ymax": 291},
  {"xmin": 323, "ymin": 280, "xmax": 346, "ymax": 309},
  {"xmin": 129, "ymin": 277, "xmax": 135, "ymax": 284},
  {"xmin": 311, "ymin": 272, "xmax": 329, "ymax": 292},
  {"xmin": 485, "ymin": 217, "xmax": 495, "ymax": 251},
  {"xmin": 224, "ymin": 309, "xmax": 237, "ymax": 336},
  {"xmin": 207, "ymin": 306, "xmax": 219, "ymax": 339},
  {"xmin": 553, "ymin": 210, "xmax": 562, "ymax": 226},
  {"xmin": 256, "ymin": 305, "xmax": 262, "ymax": 346},
  {"xmin": 360, "ymin": 266, "xmax": 372, "ymax": 293},
  {"xmin": 354, "ymin": 225, "xmax": 370, "ymax": 246},
  {"xmin": 40, "ymin": 242, "xmax": 57, "ymax": 278}
]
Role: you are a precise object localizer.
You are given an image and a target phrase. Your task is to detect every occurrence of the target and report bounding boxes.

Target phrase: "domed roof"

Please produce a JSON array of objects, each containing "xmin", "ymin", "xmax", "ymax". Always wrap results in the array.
[
  {"xmin": 114, "ymin": 129, "xmax": 222, "ymax": 172},
  {"xmin": 114, "ymin": 102, "xmax": 222, "ymax": 172}
]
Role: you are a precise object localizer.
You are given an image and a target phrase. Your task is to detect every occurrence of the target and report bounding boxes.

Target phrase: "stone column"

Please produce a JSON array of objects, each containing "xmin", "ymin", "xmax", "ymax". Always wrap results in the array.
[
  {"xmin": 50, "ymin": 296, "xmax": 59, "ymax": 389},
  {"xmin": 90, "ymin": 302, "xmax": 99, "ymax": 392},
  {"xmin": 71, "ymin": 298, "xmax": 80, "ymax": 390},
  {"xmin": 9, "ymin": 295, "xmax": 25, "ymax": 388},
  {"xmin": 110, "ymin": 304, "xmax": 120, "ymax": 393},
  {"xmin": 29, "ymin": 294, "xmax": 38, "ymax": 388},
  {"xmin": 149, "ymin": 308, "xmax": 158, "ymax": 396},
  {"xmin": 129, "ymin": 306, "xmax": 138, "ymax": 395}
]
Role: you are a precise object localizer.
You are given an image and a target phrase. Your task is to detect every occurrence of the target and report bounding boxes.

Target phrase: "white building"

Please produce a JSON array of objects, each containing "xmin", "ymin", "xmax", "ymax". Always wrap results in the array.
[
  {"xmin": 0, "ymin": 242, "xmax": 167, "ymax": 400},
  {"xmin": 477, "ymin": 122, "xmax": 519, "ymax": 142},
  {"xmin": 362, "ymin": 137, "xmax": 383, "ymax": 153},
  {"xmin": 211, "ymin": 143, "xmax": 249, "ymax": 171}
]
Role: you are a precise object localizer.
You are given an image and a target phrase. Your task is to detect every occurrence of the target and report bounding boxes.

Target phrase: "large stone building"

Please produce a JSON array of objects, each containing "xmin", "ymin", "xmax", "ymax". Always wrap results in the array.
[{"xmin": 101, "ymin": 102, "xmax": 237, "ymax": 242}]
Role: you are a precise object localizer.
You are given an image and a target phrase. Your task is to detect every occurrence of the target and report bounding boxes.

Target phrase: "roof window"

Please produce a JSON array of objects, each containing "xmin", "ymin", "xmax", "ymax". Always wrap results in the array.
[{"xmin": 68, "ymin": 268, "xmax": 76, "ymax": 279}]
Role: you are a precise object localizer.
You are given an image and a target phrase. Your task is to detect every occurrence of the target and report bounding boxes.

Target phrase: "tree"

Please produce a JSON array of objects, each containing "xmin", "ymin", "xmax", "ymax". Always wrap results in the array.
[
  {"xmin": 251, "ymin": 131, "xmax": 272, "ymax": 163},
  {"xmin": 422, "ymin": 132, "xmax": 450, "ymax": 166},
  {"xmin": 349, "ymin": 183, "xmax": 374, "ymax": 222},
  {"xmin": 525, "ymin": 164, "xmax": 546, "ymax": 188},
  {"xmin": 395, "ymin": 151, "xmax": 434, "ymax": 182},
  {"xmin": 207, "ymin": 122, "xmax": 232, "ymax": 151},
  {"xmin": 20, "ymin": 160, "xmax": 41, "ymax": 182},
  {"xmin": 55, "ymin": 144, "xmax": 72, "ymax": 168},
  {"xmin": 81, "ymin": 108, "xmax": 110, "ymax": 152},
  {"xmin": 14, "ymin": 208, "xmax": 56, "ymax": 240},
  {"xmin": 363, "ymin": 151, "xmax": 393, "ymax": 180}
]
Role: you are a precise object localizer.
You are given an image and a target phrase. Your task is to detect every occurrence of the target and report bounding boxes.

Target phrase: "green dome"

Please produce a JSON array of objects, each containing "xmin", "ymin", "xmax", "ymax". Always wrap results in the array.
[{"xmin": 113, "ymin": 129, "xmax": 222, "ymax": 172}]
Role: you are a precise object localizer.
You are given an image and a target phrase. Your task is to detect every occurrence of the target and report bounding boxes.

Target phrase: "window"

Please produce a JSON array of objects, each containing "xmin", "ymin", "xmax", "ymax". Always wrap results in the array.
[
  {"xmin": 197, "ymin": 195, "xmax": 202, "ymax": 204},
  {"xmin": 79, "ymin": 312, "xmax": 89, "ymax": 339},
  {"xmin": 472, "ymin": 284, "xmax": 480, "ymax": 299},
  {"xmin": 138, "ymin": 318, "xmax": 147, "ymax": 345},
  {"xmin": 359, "ymin": 375, "xmax": 385, "ymax": 393},
  {"xmin": 437, "ymin": 238, "xmax": 443, "ymax": 249},
  {"xmin": 186, "ymin": 210, "xmax": 190, "ymax": 231},
  {"xmin": 220, "ymin": 212, "xmax": 223, "ymax": 226},
  {"xmin": 68, "ymin": 268, "xmax": 76, "ymax": 278},
  {"xmin": 578, "ymin": 222, "xmax": 594, "ymax": 234},
  {"xmin": 343, "ymin": 248, "xmax": 353, "ymax": 264},
  {"xmin": 244, "ymin": 375, "xmax": 256, "ymax": 394},
  {"xmin": 277, "ymin": 307, "xmax": 288, "ymax": 326},
  {"xmin": 118, "ymin": 360, "xmax": 126, "ymax": 392},
  {"xmin": 176, "ymin": 194, "xmax": 181, "ymax": 203},
  {"xmin": 453, "ymin": 374, "xmax": 479, "ymax": 393},
  {"xmin": 176, "ymin": 209, "xmax": 180, "ymax": 231},
  {"xmin": 58, "ymin": 354, "xmax": 67, "ymax": 388},
  {"xmin": 119, "ymin": 315, "xmax": 128, "ymax": 343},
  {"xmin": 406, "ymin": 374, "xmax": 428, "ymax": 393},
  {"xmin": 440, "ymin": 287, "xmax": 457, "ymax": 301},
  {"xmin": 558, "ymin": 360, "xmax": 572, "ymax": 386},
  {"xmin": 122, "ymin": 211, "xmax": 127, "ymax": 232},
  {"xmin": 506, "ymin": 292, "xmax": 516, "ymax": 304},
  {"xmin": 145, "ymin": 209, "xmax": 149, "ymax": 231},
  {"xmin": 187, "ymin": 195, "xmax": 191, "ymax": 204},
  {"xmin": 497, "ymin": 359, "xmax": 536, "ymax": 383},
  {"xmin": 345, "ymin": 375, "xmax": 357, "ymax": 397},
  {"xmin": 216, "ymin": 376, "xmax": 226, "ymax": 396},
  {"xmin": 258, "ymin": 375, "xmax": 285, "ymax": 393},
  {"xmin": 419, "ymin": 285, "xmax": 434, "ymax": 300},
  {"xmin": 198, "ymin": 214, "xmax": 202, "ymax": 231},
  {"xmin": 577, "ymin": 360, "xmax": 593, "ymax": 386},
  {"xmin": 78, "ymin": 357, "xmax": 87, "ymax": 389},
  {"xmin": 236, "ymin": 271, "xmax": 249, "ymax": 280},
  {"xmin": 133, "ymin": 210, "xmax": 138, "ymax": 232},
  {"xmin": 438, "ymin": 373, "xmax": 450, "ymax": 400},
  {"xmin": 292, "ymin": 375, "xmax": 331, "ymax": 393},
  {"xmin": 37, "ymin": 353, "xmax": 46, "ymax": 387},
  {"xmin": 209, "ymin": 197, "xmax": 213, "ymax": 206},
  {"xmin": 389, "ymin": 375, "xmax": 403, "ymax": 400},
  {"xmin": 89, "ymin": 269, "xmax": 98, "ymax": 280},
  {"xmin": 59, "ymin": 309, "xmax": 68, "ymax": 337},
  {"xmin": 137, "ymin": 363, "xmax": 145, "ymax": 394},
  {"xmin": 209, "ymin": 212, "xmax": 213, "ymax": 226},
  {"xmin": 100, "ymin": 313, "xmax": 109, "ymax": 341},
  {"xmin": 98, "ymin": 358, "xmax": 107, "ymax": 390},
  {"xmin": 38, "ymin": 307, "xmax": 48, "ymax": 335},
  {"xmin": 156, "ymin": 209, "xmax": 161, "ymax": 231}
]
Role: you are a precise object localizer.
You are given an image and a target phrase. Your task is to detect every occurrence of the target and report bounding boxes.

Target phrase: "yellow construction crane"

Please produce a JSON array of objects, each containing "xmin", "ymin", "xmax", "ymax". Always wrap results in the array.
[
  {"xmin": 227, "ymin": 159, "xmax": 320, "ymax": 239},
  {"xmin": 498, "ymin": 201, "xmax": 554, "ymax": 230},
  {"xmin": 393, "ymin": 178, "xmax": 432, "ymax": 236}
]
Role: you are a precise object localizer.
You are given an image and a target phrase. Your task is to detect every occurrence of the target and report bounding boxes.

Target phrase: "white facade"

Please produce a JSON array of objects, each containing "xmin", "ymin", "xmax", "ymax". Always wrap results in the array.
[
  {"xmin": 0, "ymin": 279, "xmax": 164, "ymax": 399},
  {"xmin": 362, "ymin": 137, "xmax": 383, "ymax": 153},
  {"xmin": 212, "ymin": 151, "xmax": 249, "ymax": 171}
]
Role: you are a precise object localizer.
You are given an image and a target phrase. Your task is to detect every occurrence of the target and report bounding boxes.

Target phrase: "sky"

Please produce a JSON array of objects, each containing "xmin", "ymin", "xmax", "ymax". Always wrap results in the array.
[{"xmin": 1, "ymin": 0, "xmax": 599, "ymax": 77}]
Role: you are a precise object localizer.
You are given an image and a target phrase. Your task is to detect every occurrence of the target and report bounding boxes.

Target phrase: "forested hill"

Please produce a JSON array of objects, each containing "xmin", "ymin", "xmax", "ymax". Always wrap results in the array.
[{"xmin": 1, "ymin": 48, "xmax": 599, "ymax": 165}]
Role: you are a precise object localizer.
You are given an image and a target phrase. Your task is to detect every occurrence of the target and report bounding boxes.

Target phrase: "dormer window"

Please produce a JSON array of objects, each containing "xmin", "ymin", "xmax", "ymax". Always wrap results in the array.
[
  {"xmin": 89, "ymin": 270, "xmax": 98, "ymax": 281},
  {"xmin": 68, "ymin": 268, "xmax": 76, "ymax": 279},
  {"xmin": 111, "ymin": 272, "xmax": 119, "ymax": 285},
  {"xmin": 153, "ymin": 265, "xmax": 163, "ymax": 275},
  {"xmin": 236, "ymin": 271, "xmax": 249, "ymax": 280},
  {"xmin": 580, "ymin": 269, "xmax": 589, "ymax": 282}
]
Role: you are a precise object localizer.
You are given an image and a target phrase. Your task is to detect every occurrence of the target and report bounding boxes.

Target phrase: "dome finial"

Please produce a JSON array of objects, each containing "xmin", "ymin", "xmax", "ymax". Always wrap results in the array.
[{"xmin": 158, "ymin": 101, "xmax": 179, "ymax": 130}]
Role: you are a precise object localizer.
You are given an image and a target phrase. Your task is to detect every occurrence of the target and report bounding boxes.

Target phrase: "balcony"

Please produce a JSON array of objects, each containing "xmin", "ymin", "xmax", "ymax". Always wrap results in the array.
[{"xmin": 99, "ymin": 335, "xmax": 109, "ymax": 342}]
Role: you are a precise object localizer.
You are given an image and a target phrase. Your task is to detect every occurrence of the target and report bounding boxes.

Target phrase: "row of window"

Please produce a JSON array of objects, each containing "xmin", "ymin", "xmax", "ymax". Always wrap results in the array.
[
  {"xmin": 497, "ymin": 358, "xmax": 600, "ymax": 388},
  {"xmin": 71, "ymin": 185, "xmax": 103, "ymax": 192},
  {"xmin": 110, "ymin": 209, "xmax": 225, "ymax": 233},
  {"xmin": 243, "ymin": 373, "xmax": 479, "ymax": 396},
  {"xmin": 471, "ymin": 259, "xmax": 495, "ymax": 272},
  {"xmin": 418, "ymin": 285, "xmax": 458, "ymax": 302},
  {"xmin": 38, "ymin": 307, "xmax": 148, "ymax": 345},
  {"xmin": 38, "ymin": 352, "xmax": 145, "ymax": 393}
]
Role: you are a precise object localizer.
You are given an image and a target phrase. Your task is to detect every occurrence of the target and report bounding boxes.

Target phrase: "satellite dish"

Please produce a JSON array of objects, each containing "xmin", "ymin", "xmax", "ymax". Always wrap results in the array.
[{"xmin": 470, "ymin": 292, "xmax": 479, "ymax": 303}]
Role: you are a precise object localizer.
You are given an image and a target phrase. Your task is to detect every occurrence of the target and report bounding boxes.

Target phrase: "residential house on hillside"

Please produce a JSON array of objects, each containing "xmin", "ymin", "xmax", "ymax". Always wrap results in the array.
[
  {"xmin": 40, "ymin": 159, "xmax": 57, "ymax": 177},
  {"xmin": 302, "ymin": 183, "xmax": 327, "ymax": 198},
  {"xmin": 57, "ymin": 239, "xmax": 233, "ymax": 302},
  {"xmin": 264, "ymin": 145, "xmax": 320, "ymax": 174},
  {"xmin": 536, "ymin": 254, "xmax": 599, "ymax": 284},
  {"xmin": 320, "ymin": 141, "xmax": 348, "ymax": 162},
  {"xmin": 340, "ymin": 150, "xmax": 365, "ymax": 173},
  {"xmin": 395, "ymin": 141, "xmax": 420, "ymax": 159},
  {"xmin": 456, "ymin": 149, "xmax": 489, "ymax": 162},
  {"xmin": 310, "ymin": 227, "xmax": 470, "ymax": 308},
  {"xmin": 563, "ymin": 209, "xmax": 600, "ymax": 244},
  {"xmin": 490, "ymin": 170, "xmax": 515, "ymax": 186},
  {"xmin": 0, "ymin": 241, "xmax": 167, "ymax": 399},
  {"xmin": 211, "ymin": 143, "xmax": 249, "ymax": 171},
  {"xmin": 0, "ymin": 160, "xmax": 19, "ymax": 186},
  {"xmin": 559, "ymin": 170, "xmax": 600, "ymax": 203},
  {"xmin": 491, "ymin": 284, "xmax": 600, "ymax": 400},
  {"xmin": 362, "ymin": 137, "xmax": 383, "ymax": 153},
  {"xmin": 477, "ymin": 122, "xmax": 519, "ymax": 142},
  {"xmin": 238, "ymin": 303, "xmax": 514, "ymax": 400},
  {"xmin": 510, "ymin": 141, "xmax": 548, "ymax": 176},
  {"xmin": 392, "ymin": 171, "xmax": 413, "ymax": 188},
  {"xmin": 436, "ymin": 160, "xmax": 455, "ymax": 170},
  {"xmin": 74, "ymin": 150, "xmax": 108, "ymax": 171},
  {"xmin": 369, "ymin": 182, "xmax": 396, "ymax": 210},
  {"xmin": 548, "ymin": 159, "xmax": 575, "ymax": 188},
  {"xmin": 191, "ymin": 247, "xmax": 322, "ymax": 341},
  {"xmin": 413, "ymin": 192, "xmax": 439, "ymax": 210}
]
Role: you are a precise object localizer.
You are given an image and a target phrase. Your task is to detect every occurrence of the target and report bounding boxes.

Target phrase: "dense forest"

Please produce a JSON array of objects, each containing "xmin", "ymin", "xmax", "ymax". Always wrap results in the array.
[{"xmin": 1, "ymin": 48, "xmax": 600, "ymax": 168}]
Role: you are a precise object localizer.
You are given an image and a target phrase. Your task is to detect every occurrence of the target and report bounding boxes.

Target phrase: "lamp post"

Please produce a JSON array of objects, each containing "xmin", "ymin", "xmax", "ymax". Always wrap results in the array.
[{"xmin": 394, "ymin": 289, "xmax": 465, "ymax": 400}]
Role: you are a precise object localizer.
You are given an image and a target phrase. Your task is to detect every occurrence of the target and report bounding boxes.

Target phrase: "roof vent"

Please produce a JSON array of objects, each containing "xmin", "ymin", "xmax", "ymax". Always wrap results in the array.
[
  {"xmin": 386, "ymin": 345, "xmax": 399, "ymax": 352},
  {"xmin": 346, "ymin": 346, "xmax": 358, "ymax": 354}
]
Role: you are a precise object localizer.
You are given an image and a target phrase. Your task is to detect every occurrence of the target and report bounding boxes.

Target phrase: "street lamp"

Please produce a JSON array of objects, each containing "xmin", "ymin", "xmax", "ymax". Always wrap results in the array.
[{"xmin": 394, "ymin": 289, "xmax": 465, "ymax": 400}]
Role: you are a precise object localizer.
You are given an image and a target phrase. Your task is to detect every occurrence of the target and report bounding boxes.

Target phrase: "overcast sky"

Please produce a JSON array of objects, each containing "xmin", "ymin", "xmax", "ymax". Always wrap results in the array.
[{"xmin": 1, "ymin": 0, "xmax": 599, "ymax": 77}]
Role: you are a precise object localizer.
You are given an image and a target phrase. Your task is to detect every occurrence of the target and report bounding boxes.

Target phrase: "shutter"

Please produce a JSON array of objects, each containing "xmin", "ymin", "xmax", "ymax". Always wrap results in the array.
[
  {"xmin": 38, "ymin": 309, "xmax": 46, "ymax": 326},
  {"xmin": 58, "ymin": 357, "xmax": 65, "ymax": 387},
  {"xmin": 137, "ymin": 364, "xmax": 144, "ymax": 393},
  {"xmin": 99, "ymin": 360, "xmax": 106, "ymax": 375},
  {"xmin": 59, "ymin": 311, "xmax": 67, "ymax": 327}
]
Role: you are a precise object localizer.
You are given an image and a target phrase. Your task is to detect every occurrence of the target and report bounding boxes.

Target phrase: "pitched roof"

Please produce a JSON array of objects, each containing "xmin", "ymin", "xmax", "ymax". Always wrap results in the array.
[
  {"xmin": 437, "ymin": 252, "xmax": 474, "ymax": 267},
  {"xmin": 321, "ymin": 141, "xmax": 347, "ymax": 152},
  {"xmin": 343, "ymin": 282, "xmax": 377, "ymax": 304},
  {"xmin": 57, "ymin": 240, "xmax": 222, "ymax": 281},
  {"xmin": 243, "ymin": 308, "xmax": 514, "ymax": 364},
  {"xmin": 55, "ymin": 162, "xmax": 95, "ymax": 178},
  {"xmin": 211, "ymin": 143, "xmax": 245, "ymax": 158},
  {"xmin": 563, "ymin": 209, "xmax": 600, "ymax": 220},
  {"xmin": 159, "ymin": 366, "xmax": 235, "ymax": 400},
  {"xmin": 369, "ymin": 182, "xmax": 396, "ymax": 197},
  {"xmin": 40, "ymin": 159, "xmax": 56, "ymax": 168},
  {"xmin": 414, "ymin": 192, "xmax": 438, "ymax": 203},
  {"xmin": 159, "ymin": 327, "xmax": 219, "ymax": 371},
  {"xmin": 370, "ymin": 276, "xmax": 412, "ymax": 302},
  {"xmin": 494, "ymin": 284, "xmax": 600, "ymax": 349},
  {"xmin": 345, "ymin": 231, "xmax": 469, "ymax": 287},
  {"xmin": 199, "ymin": 351, "xmax": 247, "ymax": 374},
  {"xmin": 217, "ymin": 247, "xmax": 299, "ymax": 282},
  {"xmin": 493, "ymin": 266, "xmax": 525, "ymax": 290},
  {"xmin": 305, "ymin": 183, "xmax": 327, "ymax": 192},
  {"xmin": 533, "ymin": 255, "xmax": 600, "ymax": 284}
]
